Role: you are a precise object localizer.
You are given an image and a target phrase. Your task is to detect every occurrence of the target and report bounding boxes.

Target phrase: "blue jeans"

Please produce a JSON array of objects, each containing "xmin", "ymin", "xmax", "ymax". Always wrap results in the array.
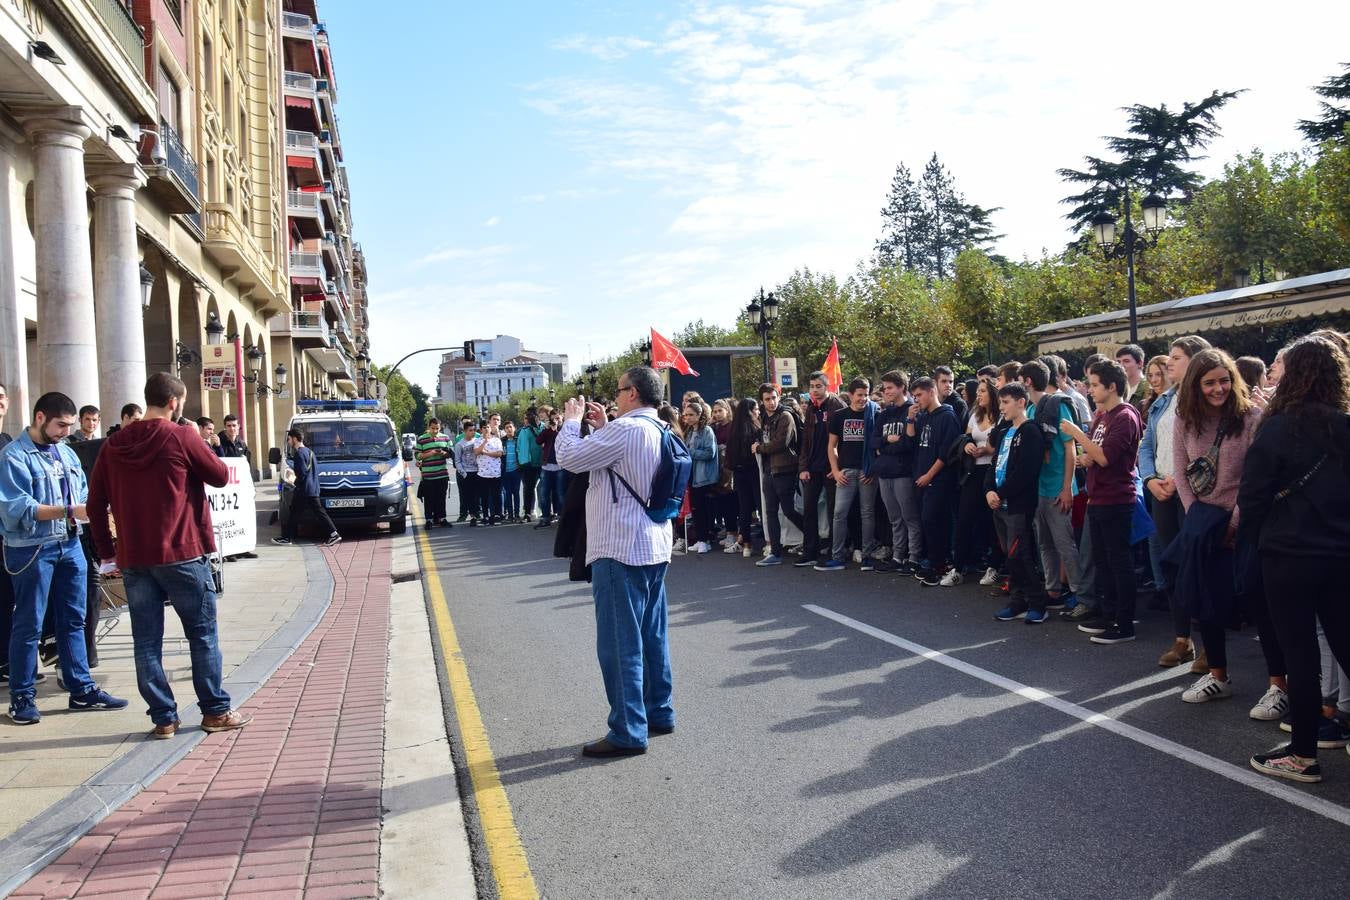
[
  {"xmin": 591, "ymin": 558, "xmax": 674, "ymax": 748},
  {"xmin": 501, "ymin": 469, "xmax": 521, "ymax": 518},
  {"xmin": 540, "ymin": 468, "xmax": 566, "ymax": 517},
  {"xmin": 5, "ymin": 537, "xmax": 95, "ymax": 701},
  {"xmin": 122, "ymin": 557, "xmax": 231, "ymax": 726}
]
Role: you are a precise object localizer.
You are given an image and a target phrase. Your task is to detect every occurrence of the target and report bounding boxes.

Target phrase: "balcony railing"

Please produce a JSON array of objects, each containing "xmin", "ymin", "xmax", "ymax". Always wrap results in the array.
[
  {"xmin": 92, "ymin": 0, "xmax": 146, "ymax": 65},
  {"xmin": 159, "ymin": 120, "xmax": 200, "ymax": 202},
  {"xmin": 284, "ymin": 71, "xmax": 316, "ymax": 92},
  {"xmin": 286, "ymin": 311, "xmax": 330, "ymax": 344},
  {"xmin": 285, "ymin": 130, "xmax": 318, "ymax": 152},
  {"xmin": 290, "ymin": 252, "xmax": 322, "ymax": 277},
  {"xmin": 286, "ymin": 190, "xmax": 320, "ymax": 214},
  {"xmin": 282, "ymin": 12, "xmax": 314, "ymax": 35}
]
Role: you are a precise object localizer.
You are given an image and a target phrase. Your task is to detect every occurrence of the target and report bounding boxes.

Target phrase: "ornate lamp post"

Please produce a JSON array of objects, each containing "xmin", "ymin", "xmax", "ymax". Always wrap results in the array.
[
  {"xmin": 584, "ymin": 363, "xmax": 599, "ymax": 396},
  {"xmin": 1090, "ymin": 189, "xmax": 1167, "ymax": 343},
  {"xmin": 746, "ymin": 287, "xmax": 778, "ymax": 382}
]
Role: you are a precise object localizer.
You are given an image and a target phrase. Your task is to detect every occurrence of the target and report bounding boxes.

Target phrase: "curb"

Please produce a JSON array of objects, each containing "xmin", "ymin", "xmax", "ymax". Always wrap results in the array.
[{"xmin": 0, "ymin": 546, "xmax": 335, "ymax": 897}]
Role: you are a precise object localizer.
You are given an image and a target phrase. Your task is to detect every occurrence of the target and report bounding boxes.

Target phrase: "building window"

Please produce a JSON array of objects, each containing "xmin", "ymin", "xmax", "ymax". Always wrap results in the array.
[
  {"xmin": 157, "ymin": 64, "xmax": 180, "ymax": 132},
  {"xmin": 222, "ymin": 75, "xmax": 232, "ymax": 135},
  {"xmin": 206, "ymin": 157, "xmax": 217, "ymax": 202},
  {"xmin": 238, "ymin": 109, "xmax": 247, "ymax": 150},
  {"xmin": 202, "ymin": 34, "xmax": 213, "ymax": 102}
]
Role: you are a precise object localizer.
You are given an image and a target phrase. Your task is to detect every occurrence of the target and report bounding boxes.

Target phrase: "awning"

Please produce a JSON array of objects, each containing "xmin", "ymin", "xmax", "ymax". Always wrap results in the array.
[
  {"xmin": 285, "ymin": 96, "xmax": 314, "ymax": 112},
  {"xmin": 1031, "ymin": 268, "xmax": 1350, "ymax": 353},
  {"xmin": 286, "ymin": 155, "xmax": 315, "ymax": 170},
  {"xmin": 291, "ymin": 276, "xmax": 322, "ymax": 289}
]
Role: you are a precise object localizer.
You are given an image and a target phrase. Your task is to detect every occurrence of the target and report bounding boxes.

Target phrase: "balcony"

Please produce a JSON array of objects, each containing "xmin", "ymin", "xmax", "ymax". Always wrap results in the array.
[
  {"xmin": 91, "ymin": 0, "xmax": 146, "ymax": 66},
  {"xmin": 203, "ymin": 203, "xmax": 286, "ymax": 314},
  {"xmin": 276, "ymin": 311, "xmax": 331, "ymax": 348},
  {"xmin": 334, "ymin": 316, "xmax": 355, "ymax": 351},
  {"xmin": 290, "ymin": 251, "xmax": 323, "ymax": 280},
  {"xmin": 283, "ymin": 70, "xmax": 317, "ymax": 98},
  {"xmin": 321, "ymin": 232, "xmax": 342, "ymax": 270},
  {"xmin": 282, "ymin": 11, "xmax": 314, "ymax": 40},
  {"xmin": 141, "ymin": 120, "xmax": 200, "ymax": 214},
  {"xmin": 286, "ymin": 129, "xmax": 319, "ymax": 155},
  {"xmin": 286, "ymin": 190, "xmax": 323, "ymax": 239}
]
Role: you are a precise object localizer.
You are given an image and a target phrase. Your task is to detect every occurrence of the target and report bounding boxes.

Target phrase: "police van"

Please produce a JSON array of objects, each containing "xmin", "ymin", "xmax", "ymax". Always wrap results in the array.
[{"xmin": 268, "ymin": 399, "xmax": 413, "ymax": 536}]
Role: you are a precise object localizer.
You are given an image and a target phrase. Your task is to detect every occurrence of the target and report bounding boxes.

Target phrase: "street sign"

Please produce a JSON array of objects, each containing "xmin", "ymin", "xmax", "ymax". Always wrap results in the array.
[{"xmin": 772, "ymin": 357, "xmax": 798, "ymax": 388}]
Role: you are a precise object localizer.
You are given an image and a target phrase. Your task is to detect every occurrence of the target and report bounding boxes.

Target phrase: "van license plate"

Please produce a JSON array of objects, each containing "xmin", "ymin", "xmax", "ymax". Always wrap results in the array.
[{"xmin": 324, "ymin": 498, "xmax": 364, "ymax": 509}]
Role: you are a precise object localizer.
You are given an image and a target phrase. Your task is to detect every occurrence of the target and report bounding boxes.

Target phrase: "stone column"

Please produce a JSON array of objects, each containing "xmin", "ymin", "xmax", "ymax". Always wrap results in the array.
[
  {"xmin": 88, "ymin": 165, "xmax": 148, "ymax": 418},
  {"xmin": 23, "ymin": 112, "xmax": 98, "ymax": 408},
  {"xmin": 0, "ymin": 127, "xmax": 29, "ymax": 425}
]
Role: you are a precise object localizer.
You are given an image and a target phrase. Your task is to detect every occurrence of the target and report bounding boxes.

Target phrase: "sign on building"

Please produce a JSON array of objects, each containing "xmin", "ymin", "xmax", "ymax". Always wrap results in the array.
[
  {"xmin": 206, "ymin": 458, "xmax": 257, "ymax": 556},
  {"xmin": 201, "ymin": 344, "xmax": 238, "ymax": 392},
  {"xmin": 772, "ymin": 357, "xmax": 798, "ymax": 388}
]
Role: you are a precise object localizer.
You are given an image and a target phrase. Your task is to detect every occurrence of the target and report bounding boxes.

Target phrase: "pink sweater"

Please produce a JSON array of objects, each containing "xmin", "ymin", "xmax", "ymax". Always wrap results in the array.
[{"xmin": 1172, "ymin": 406, "xmax": 1261, "ymax": 526}]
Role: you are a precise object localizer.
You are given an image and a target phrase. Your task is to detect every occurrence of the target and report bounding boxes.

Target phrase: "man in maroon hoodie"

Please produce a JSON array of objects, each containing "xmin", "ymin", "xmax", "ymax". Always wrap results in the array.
[{"xmin": 87, "ymin": 373, "xmax": 252, "ymax": 739}]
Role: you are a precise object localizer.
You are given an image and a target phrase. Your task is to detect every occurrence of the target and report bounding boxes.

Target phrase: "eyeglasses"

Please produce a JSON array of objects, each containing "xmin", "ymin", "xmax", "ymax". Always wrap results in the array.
[{"xmin": 617, "ymin": 384, "xmax": 636, "ymax": 395}]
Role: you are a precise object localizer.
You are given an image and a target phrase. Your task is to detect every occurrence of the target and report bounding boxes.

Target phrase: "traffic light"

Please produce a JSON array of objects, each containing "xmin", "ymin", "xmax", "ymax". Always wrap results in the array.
[{"xmin": 463, "ymin": 340, "xmax": 475, "ymax": 362}]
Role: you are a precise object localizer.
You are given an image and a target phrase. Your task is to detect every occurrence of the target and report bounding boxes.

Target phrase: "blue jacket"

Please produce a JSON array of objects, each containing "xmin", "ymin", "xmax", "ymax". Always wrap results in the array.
[
  {"xmin": 687, "ymin": 425, "xmax": 719, "ymax": 488},
  {"xmin": 860, "ymin": 400, "xmax": 879, "ymax": 478},
  {"xmin": 1138, "ymin": 387, "xmax": 1174, "ymax": 481},
  {"xmin": 290, "ymin": 446, "xmax": 322, "ymax": 498},
  {"xmin": 0, "ymin": 430, "xmax": 89, "ymax": 547}
]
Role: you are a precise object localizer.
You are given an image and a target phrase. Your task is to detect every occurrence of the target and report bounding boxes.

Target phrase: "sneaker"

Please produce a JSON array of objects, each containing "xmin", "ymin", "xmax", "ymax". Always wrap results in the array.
[
  {"xmin": 852, "ymin": 550, "xmax": 864, "ymax": 564},
  {"xmin": 913, "ymin": 568, "xmax": 933, "ymax": 582},
  {"xmin": 873, "ymin": 546, "xmax": 892, "ymax": 560},
  {"xmin": 897, "ymin": 560, "xmax": 920, "ymax": 576},
  {"xmin": 1089, "ymin": 626, "xmax": 1136, "ymax": 645},
  {"xmin": 721, "ymin": 535, "xmax": 738, "ymax": 549},
  {"xmin": 1077, "ymin": 616, "xmax": 1110, "ymax": 635},
  {"xmin": 8, "ymin": 697, "xmax": 39, "ymax": 725},
  {"xmin": 1025, "ymin": 609, "xmax": 1051, "ymax": 625},
  {"xmin": 1158, "ymin": 639, "xmax": 1196, "ymax": 668},
  {"xmin": 757, "ymin": 554, "xmax": 783, "ymax": 567},
  {"xmin": 691, "ymin": 542, "xmax": 712, "ymax": 554},
  {"xmin": 920, "ymin": 570, "xmax": 945, "ymax": 587},
  {"xmin": 814, "ymin": 560, "xmax": 846, "ymax": 572},
  {"xmin": 152, "ymin": 721, "xmax": 179, "ymax": 740},
  {"xmin": 1060, "ymin": 594, "xmax": 1081, "ymax": 611},
  {"xmin": 1316, "ymin": 716, "xmax": 1350, "ymax": 749},
  {"xmin": 1250, "ymin": 745, "xmax": 1322, "ymax": 783},
  {"xmin": 1182, "ymin": 673, "xmax": 1233, "ymax": 704},
  {"xmin": 1189, "ymin": 649, "xmax": 1210, "ymax": 674},
  {"xmin": 533, "ymin": 518, "xmax": 551, "ymax": 529},
  {"xmin": 994, "ymin": 605, "xmax": 1027, "ymax": 621},
  {"xmin": 271, "ymin": 537, "xmax": 293, "ymax": 545},
  {"xmin": 793, "ymin": 558, "xmax": 817, "ymax": 568},
  {"xmin": 1044, "ymin": 592, "xmax": 1072, "ymax": 610},
  {"xmin": 201, "ymin": 709, "xmax": 253, "ymax": 733},
  {"xmin": 978, "ymin": 567, "xmax": 1000, "ymax": 586},
  {"xmin": 939, "ymin": 569, "xmax": 964, "ymax": 587},
  {"xmin": 763, "ymin": 545, "xmax": 774, "ymax": 558},
  {"xmin": 742, "ymin": 545, "xmax": 752, "ymax": 558},
  {"xmin": 325, "ymin": 532, "xmax": 342, "ymax": 547},
  {"xmin": 859, "ymin": 558, "xmax": 874, "ymax": 572},
  {"xmin": 1249, "ymin": 685, "xmax": 1290, "ymax": 721},
  {"xmin": 1061, "ymin": 603, "xmax": 1097, "ymax": 622},
  {"xmin": 1280, "ymin": 713, "xmax": 1294, "ymax": 734},
  {"xmin": 69, "ymin": 689, "xmax": 129, "ymax": 711},
  {"xmin": 873, "ymin": 558, "xmax": 899, "ymax": 573},
  {"xmin": 724, "ymin": 542, "xmax": 741, "ymax": 555},
  {"xmin": 469, "ymin": 519, "xmax": 480, "ymax": 527},
  {"xmin": 672, "ymin": 538, "xmax": 686, "ymax": 553}
]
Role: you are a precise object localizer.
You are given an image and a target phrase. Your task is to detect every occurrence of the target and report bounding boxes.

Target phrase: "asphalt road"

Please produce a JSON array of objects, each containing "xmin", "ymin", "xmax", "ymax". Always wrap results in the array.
[{"xmin": 420, "ymin": 518, "xmax": 1350, "ymax": 899}]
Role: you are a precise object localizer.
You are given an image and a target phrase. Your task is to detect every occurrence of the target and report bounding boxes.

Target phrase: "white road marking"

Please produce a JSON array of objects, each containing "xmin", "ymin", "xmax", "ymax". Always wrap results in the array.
[{"xmin": 803, "ymin": 604, "xmax": 1350, "ymax": 830}]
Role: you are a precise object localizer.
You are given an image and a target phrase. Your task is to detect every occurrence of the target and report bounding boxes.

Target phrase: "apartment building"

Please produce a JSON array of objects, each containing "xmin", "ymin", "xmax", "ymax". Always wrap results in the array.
[{"xmin": 435, "ymin": 334, "xmax": 570, "ymax": 404}]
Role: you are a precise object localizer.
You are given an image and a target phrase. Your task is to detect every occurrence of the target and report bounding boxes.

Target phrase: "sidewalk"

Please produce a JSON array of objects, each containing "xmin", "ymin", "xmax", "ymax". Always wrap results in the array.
[{"xmin": 0, "ymin": 519, "xmax": 474, "ymax": 897}]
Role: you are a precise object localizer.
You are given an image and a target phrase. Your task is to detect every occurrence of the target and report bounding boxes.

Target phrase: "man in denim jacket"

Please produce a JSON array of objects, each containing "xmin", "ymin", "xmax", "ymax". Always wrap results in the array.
[{"xmin": 0, "ymin": 392, "xmax": 126, "ymax": 724}]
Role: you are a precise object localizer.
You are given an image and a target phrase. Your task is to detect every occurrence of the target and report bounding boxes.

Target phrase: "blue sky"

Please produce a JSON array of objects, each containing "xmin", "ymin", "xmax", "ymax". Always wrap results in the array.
[{"xmin": 323, "ymin": 0, "xmax": 1350, "ymax": 395}]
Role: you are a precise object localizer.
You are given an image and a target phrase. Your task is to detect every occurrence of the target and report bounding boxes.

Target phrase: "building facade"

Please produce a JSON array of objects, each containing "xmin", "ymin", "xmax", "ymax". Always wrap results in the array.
[
  {"xmin": 435, "ymin": 334, "xmax": 569, "ymax": 404},
  {"xmin": 0, "ymin": 0, "xmax": 367, "ymax": 471},
  {"xmin": 462, "ymin": 363, "xmax": 548, "ymax": 412}
]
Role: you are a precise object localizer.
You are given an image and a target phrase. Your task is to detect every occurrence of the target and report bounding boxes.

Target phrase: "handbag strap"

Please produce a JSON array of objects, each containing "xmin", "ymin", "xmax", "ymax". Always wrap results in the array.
[{"xmin": 1274, "ymin": 454, "xmax": 1327, "ymax": 501}]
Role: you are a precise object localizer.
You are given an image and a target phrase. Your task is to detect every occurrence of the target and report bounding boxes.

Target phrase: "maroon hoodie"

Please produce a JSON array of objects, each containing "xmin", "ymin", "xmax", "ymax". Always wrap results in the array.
[{"xmin": 87, "ymin": 418, "xmax": 230, "ymax": 567}]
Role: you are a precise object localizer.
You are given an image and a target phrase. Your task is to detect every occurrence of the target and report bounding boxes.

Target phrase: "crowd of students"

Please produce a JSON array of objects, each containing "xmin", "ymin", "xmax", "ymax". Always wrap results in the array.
[{"xmin": 416, "ymin": 328, "xmax": 1350, "ymax": 786}]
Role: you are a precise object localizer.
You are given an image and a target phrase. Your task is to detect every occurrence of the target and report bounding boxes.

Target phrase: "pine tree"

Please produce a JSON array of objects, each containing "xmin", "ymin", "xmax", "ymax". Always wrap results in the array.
[
  {"xmin": 1299, "ymin": 63, "xmax": 1350, "ymax": 144},
  {"xmin": 875, "ymin": 163, "xmax": 929, "ymax": 271}
]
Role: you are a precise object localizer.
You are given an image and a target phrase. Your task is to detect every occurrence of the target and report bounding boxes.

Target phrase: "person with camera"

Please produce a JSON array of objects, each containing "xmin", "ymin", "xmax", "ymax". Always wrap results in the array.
[
  {"xmin": 86, "ymin": 373, "xmax": 250, "ymax": 738},
  {"xmin": 0, "ymin": 392, "xmax": 126, "ymax": 724}
]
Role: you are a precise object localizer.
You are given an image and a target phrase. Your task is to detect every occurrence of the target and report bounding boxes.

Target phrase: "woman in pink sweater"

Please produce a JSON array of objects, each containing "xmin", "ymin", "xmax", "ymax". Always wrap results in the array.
[{"xmin": 1172, "ymin": 349, "xmax": 1287, "ymax": 718}]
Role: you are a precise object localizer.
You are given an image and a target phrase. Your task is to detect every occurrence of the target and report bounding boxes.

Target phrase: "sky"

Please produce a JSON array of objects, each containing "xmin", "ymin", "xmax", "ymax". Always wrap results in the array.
[{"xmin": 321, "ymin": 0, "xmax": 1350, "ymax": 395}]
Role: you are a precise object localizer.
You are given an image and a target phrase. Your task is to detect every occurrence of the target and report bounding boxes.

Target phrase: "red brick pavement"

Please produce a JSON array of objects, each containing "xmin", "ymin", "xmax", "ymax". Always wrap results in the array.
[{"xmin": 13, "ymin": 537, "xmax": 392, "ymax": 900}]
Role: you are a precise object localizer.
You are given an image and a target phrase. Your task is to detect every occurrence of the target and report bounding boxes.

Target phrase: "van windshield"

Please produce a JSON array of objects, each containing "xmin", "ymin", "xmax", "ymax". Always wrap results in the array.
[{"xmin": 299, "ymin": 420, "xmax": 397, "ymax": 461}]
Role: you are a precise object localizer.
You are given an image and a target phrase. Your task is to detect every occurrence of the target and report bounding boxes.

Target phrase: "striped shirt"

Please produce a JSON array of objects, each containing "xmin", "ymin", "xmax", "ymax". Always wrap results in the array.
[
  {"xmin": 555, "ymin": 408, "xmax": 672, "ymax": 567},
  {"xmin": 415, "ymin": 432, "xmax": 451, "ymax": 479}
]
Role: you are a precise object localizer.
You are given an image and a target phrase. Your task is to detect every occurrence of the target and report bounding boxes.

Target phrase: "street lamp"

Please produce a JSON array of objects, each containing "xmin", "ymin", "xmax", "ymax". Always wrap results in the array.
[
  {"xmin": 244, "ymin": 345, "xmax": 264, "ymax": 382},
  {"xmin": 585, "ymin": 364, "xmax": 599, "ymax": 396},
  {"xmin": 639, "ymin": 339, "xmax": 653, "ymax": 368},
  {"xmin": 255, "ymin": 362, "xmax": 287, "ymax": 397},
  {"xmin": 1090, "ymin": 188, "xmax": 1167, "ymax": 343},
  {"xmin": 746, "ymin": 287, "xmax": 778, "ymax": 382},
  {"xmin": 204, "ymin": 311, "xmax": 225, "ymax": 346},
  {"xmin": 138, "ymin": 263, "xmax": 154, "ymax": 311}
]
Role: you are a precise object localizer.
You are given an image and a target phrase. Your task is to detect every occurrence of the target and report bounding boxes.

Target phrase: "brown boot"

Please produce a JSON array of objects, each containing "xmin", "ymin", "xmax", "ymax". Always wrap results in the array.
[
  {"xmin": 1158, "ymin": 639, "xmax": 1195, "ymax": 668},
  {"xmin": 1189, "ymin": 648, "xmax": 1209, "ymax": 674},
  {"xmin": 202, "ymin": 710, "xmax": 253, "ymax": 733},
  {"xmin": 152, "ymin": 721, "xmax": 179, "ymax": 740}
]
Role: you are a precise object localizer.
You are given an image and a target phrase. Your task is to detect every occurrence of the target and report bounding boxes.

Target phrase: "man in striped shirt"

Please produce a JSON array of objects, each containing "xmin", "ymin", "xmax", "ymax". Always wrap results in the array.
[
  {"xmin": 555, "ymin": 365, "xmax": 674, "ymax": 758},
  {"xmin": 415, "ymin": 419, "xmax": 452, "ymax": 527}
]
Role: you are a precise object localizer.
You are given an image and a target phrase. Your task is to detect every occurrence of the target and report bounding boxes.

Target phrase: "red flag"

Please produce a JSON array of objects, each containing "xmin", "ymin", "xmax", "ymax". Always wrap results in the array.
[
  {"xmin": 821, "ymin": 339, "xmax": 842, "ymax": 393},
  {"xmin": 650, "ymin": 328, "xmax": 699, "ymax": 376}
]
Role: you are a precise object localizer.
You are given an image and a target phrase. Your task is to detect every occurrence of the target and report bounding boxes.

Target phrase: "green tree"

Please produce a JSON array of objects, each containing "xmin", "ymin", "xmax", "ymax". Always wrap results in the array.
[
  {"xmin": 875, "ymin": 162, "xmax": 929, "ymax": 271},
  {"xmin": 1299, "ymin": 63, "xmax": 1350, "ymax": 145},
  {"xmin": 374, "ymin": 364, "xmax": 415, "ymax": 433},
  {"xmin": 407, "ymin": 383, "xmax": 430, "ymax": 436}
]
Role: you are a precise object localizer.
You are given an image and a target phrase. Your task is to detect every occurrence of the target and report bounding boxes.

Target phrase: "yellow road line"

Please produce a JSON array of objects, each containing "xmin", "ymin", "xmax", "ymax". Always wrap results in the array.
[{"xmin": 416, "ymin": 528, "xmax": 540, "ymax": 900}]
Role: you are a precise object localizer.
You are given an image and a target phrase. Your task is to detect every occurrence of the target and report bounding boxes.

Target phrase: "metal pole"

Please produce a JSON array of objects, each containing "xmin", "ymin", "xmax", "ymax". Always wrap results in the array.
[
  {"xmin": 761, "ymin": 327, "xmax": 770, "ymax": 384},
  {"xmin": 1123, "ymin": 183, "xmax": 1138, "ymax": 344}
]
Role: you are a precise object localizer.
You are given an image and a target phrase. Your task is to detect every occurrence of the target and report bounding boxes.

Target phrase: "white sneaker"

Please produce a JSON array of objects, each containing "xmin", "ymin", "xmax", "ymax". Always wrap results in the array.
[
  {"xmin": 939, "ymin": 569, "xmax": 964, "ymax": 587},
  {"xmin": 762, "ymin": 545, "xmax": 773, "ymax": 558},
  {"xmin": 721, "ymin": 535, "xmax": 737, "ymax": 548},
  {"xmin": 691, "ymin": 541, "xmax": 711, "ymax": 554},
  {"xmin": 1249, "ymin": 684, "xmax": 1290, "ymax": 721},
  {"xmin": 724, "ymin": 542, "xmax": 741, "ymax": 554},
  {"xmin": 743, "ymin": 545, "xmax": 752, "ymax": 558},
  {"xmin": 1182, "ymin": 673, "xmax": 1233, "ymax": 704},
  {"xmin": 852, "ymin": 550, "xmax": 863, "ymax": 563},
  {"xmin": 672, "ymin": 538, "xmax": 686, "ymax": 553},
  {"xmin": 979, "ymin": 567, "xmax": 1000, "ymax": 586}
]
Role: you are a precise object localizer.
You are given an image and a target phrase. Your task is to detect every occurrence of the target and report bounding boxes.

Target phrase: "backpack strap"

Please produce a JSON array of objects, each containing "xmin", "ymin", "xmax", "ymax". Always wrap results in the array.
[{"xmin": 607, "ymin": 415, "xmax": 664, "ymax": 507}]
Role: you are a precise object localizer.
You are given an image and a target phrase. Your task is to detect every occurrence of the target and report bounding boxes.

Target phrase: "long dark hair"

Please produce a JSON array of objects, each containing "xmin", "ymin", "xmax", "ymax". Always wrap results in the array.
[
  {"xmin": 1176, "ymin": 348, "xmax": 1252, "ymax": 436},
  {"xmin": 972, "ymin": 377, "xmax": 998, "ymax": 428},
  {"xmin": 727, "ymin": 397, "xmax": 760, "ymax": 466},
  {"xmin": 1259, "ymin": 335, "xmax": 1350, "ymax": 449}
]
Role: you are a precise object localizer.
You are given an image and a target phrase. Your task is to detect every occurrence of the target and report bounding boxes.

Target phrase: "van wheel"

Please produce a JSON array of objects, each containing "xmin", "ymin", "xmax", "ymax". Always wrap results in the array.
[{"xmin": 389, "ymin": 516, "xmax": 407, "ymax": 535}]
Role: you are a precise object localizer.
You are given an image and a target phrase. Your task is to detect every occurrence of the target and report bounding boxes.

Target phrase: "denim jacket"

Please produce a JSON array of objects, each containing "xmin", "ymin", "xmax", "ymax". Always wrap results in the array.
[
  {"xmin": 687, "ymin": 425, "xmax": 719, "ymax": 488},
  {"xmin": 1137, "ymin": 387, "xmax": 1174, "ymax": 481},
  {"xmin": 0, "ymin": 430, "xmax": 89, "ymax": 547}
]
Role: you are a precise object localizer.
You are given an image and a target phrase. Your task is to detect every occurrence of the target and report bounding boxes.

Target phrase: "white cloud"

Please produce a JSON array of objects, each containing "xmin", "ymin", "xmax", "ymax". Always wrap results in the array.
[
  {"xmin": 412, "ymin": 244, "xmax": 513, "ymax": 268},
  {"xmin": 483, "ymin": 216, "xmax": 501, "ymax": 227},
  {"xmin": 553, "ymin": 34, "xmax": 654, "ymax": 61}
]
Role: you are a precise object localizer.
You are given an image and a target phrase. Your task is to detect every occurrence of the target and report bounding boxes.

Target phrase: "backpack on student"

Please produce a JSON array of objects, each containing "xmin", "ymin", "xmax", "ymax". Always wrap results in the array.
[{"xmin": 609, "ymin": 416, "xmax": 693, "ymax": 523}]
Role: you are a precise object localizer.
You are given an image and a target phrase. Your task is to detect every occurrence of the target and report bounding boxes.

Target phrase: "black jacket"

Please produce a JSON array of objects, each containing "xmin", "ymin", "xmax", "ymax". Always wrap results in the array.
[
  {"xmin": 870, "ymin": 402, "xmax": 915, "ymax": 479},
  {"xmin": 553, "ymin": 470, "xmax": 592, "ymax": 582},
  {"xmin": 983, "ymin": 420, "xmax": 1043, "ymax": 515},
  {"xmin": 1237, "ymin": 411, "xmax": 1350, "ymax": 558},
  {"xmin": 913, "ymin": 403, "xmax": 960, "ymax": 483}
]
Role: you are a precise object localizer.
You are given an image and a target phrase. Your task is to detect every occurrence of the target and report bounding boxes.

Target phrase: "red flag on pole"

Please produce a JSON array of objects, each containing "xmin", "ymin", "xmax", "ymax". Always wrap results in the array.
[
  {"xmin": 821, "ymin": 338, "xmax": 842, "ymax": 393},
  {"xmin": 650, "ymin": 328, "xmax": 699, "ymax": 376}
]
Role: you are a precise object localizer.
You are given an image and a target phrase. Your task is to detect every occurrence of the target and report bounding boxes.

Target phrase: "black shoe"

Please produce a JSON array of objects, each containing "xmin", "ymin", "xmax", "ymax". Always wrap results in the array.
[
  {"xmin": 533, "ymin": 518, "xmax": 551, "ymax": 529},
  {"xmin": 441, "ymin": 519, "xmax": 454, "ymax": 528},
  {"xmin": 873, "ymin": 558, "xmax": 899, "ymax": 573},
  {"xmin": 792, "ymin": 558, "xmax": 816, "ymax": 568},
  {"xmin": 859, "ymin": 558, "xmax": 875, "ymax": 572},
  {"xmin": 920, "ymin": 569, "xmax": 945, "ymax": 587},
  {"xmin": 914, "ymin": 568, "xmax": 934, "ymax": 582},
  {"xmin": 469, "ymin": 519, "xmax": 480, "ymax": 527},
  {"xmin": 649, "ymin": 724, "xmax": 675, "ymax": 736},
  {"xmin": 1076, "ymin": 616, "xmax": 1111, "ymax": 635},
  {"xmin": 582, "ymin": 738, "xmax": 646, "ymax": 758},
  {"xmin": 897, "ymin": 560, "xmax": 920, "ymax": 575},
  {"xmin": 456, "ymin": 515, "xmax": 468, "ymax": 522},
  {"xmin": 1089, "ymin": 625, "xmax": 1137, "ymax": 645}
]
